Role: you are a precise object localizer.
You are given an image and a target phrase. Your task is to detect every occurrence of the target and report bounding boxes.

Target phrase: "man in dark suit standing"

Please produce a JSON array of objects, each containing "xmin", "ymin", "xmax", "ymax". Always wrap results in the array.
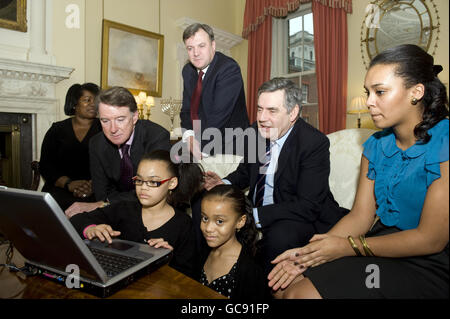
[
  {"xmin": 205, "ymin": 78, "xmax": 348, "ymax": 274},
  {"xmin": 65, "ymin": 86, "xmax": 170, "ymax": 217},
  {"xmin": 180, "ymin": 23, "xmax": 249, "ymax": 158}
]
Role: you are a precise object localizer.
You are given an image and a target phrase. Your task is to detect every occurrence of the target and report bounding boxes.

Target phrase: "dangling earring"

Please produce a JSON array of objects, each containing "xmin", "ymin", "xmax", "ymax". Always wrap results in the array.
[
  {"xmin": 411, "ymin": 97, "xmax": 418, "ymax": 105},
  {"xmin": 236, "ymin": 228, "xmax": 241, "ymax": 233}
]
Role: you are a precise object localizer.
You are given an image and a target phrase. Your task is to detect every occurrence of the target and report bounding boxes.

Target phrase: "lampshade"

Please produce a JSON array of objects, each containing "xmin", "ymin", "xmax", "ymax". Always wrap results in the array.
[
  {"xmin": 146, "ymin": 96, "xmax": 155, "ymax": 106},
  {"xmin": 138, "ymin": 91, "xmax": 147, "ymax": 101},
  {"xmin": 347, "ymin": 96, "xmax": 369, "ymax": 115}
]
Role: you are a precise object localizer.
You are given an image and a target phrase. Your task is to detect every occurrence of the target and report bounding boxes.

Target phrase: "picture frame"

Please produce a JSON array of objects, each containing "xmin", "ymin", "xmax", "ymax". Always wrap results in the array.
[
  {"xmin": 0, "ymin": 0, "xmax": 27, "ymax": 32},
  {"xmin": 101, "ymin": 19, "xmax": 164, "ymax": 97}
]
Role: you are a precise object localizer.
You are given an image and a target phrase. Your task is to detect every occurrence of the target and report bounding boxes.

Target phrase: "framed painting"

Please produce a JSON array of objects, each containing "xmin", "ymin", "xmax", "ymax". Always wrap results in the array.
[
  {"xmin": 0, "ymin": 0, "xmax": 27, "ymax": 32},
  {"xmin": 101, "ymin": 19, "xmax": 164, "ymax": 97}
]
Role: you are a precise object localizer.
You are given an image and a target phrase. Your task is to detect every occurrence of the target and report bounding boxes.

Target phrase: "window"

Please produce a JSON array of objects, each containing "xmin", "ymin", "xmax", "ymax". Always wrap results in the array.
[
  {"xmin": 301, "ymin": 83, "xmax": 309, "ymax": 103},
  {"xmin": 271, "ymin": 4, "xmax": 319, "ymax": 129}
]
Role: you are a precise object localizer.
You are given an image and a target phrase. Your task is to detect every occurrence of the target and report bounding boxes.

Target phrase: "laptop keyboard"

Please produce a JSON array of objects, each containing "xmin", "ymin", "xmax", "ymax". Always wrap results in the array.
[{"xmin": 89, "ymin": 247, "xmax": 143, "ymax": 277}]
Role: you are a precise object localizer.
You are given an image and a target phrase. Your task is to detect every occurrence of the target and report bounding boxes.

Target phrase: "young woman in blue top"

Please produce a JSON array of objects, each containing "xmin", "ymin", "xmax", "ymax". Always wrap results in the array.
[{"xmin": 267, "ymin": 44, "xmax": 449, "ymax": 299}]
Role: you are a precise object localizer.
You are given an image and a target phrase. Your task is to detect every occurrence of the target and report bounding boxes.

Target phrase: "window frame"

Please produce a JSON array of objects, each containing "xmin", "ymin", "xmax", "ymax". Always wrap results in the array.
[{"xmin": 271, "ymin": 3, "xmax": 319, "ymax": 128}]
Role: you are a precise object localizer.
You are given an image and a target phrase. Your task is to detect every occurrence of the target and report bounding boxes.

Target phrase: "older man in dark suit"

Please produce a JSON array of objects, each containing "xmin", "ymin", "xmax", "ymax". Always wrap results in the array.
[
  {"xmin": 205, "ymin": 78, "xmax": 348, "ymax": 274},
  {"xmin": 180, "ymin": 23, "xmax": 249, "ymax": 158},
  {"xmin": 65, "ymin": 86, "xmax": 170, "ymax": 217}
]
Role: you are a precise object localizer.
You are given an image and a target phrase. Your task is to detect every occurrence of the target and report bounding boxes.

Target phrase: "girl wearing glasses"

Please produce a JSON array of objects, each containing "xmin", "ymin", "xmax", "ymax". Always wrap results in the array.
[{"xmin": 70, "ymin": 150, "xmax": 203, "ymax": 278}]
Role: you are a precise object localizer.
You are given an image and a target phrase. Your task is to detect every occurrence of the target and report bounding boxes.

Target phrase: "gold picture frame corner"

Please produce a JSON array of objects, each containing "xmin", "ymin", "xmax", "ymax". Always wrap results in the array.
[
  {"xmin": 100, "ymin": 19, "xmax": 164, "ymax": 98},
  {"xmin": 0, "ymin": 0, "xmax": 27, "ymax": 33}
]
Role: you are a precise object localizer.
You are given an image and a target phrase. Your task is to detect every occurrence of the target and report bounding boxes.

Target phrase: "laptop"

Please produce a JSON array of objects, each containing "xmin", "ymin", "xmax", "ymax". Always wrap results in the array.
[{"xmin": 0, "ymin": 186, "xmax": 172, "ymax": 297}]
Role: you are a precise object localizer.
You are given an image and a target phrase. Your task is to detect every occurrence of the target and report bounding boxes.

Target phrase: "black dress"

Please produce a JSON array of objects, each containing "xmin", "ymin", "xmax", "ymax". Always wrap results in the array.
[
  {"xmin": 70, "ymin": 200, "xmax": 197, "ymax": 278},
  {"xmin": 304, "ymin": 220, "xmax": 449, "ymax": 298},
  {"xmin": 198, "ymin": 246, "xmax": 272, "ymax": 300},
  {"xmin": 40, "ymin": 118, "xmax": 102, "ymax": 210}
]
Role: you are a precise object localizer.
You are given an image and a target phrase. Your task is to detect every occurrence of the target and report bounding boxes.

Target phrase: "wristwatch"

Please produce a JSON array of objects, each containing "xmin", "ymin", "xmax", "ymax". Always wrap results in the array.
[{"xmin": 64, "ymin": 179, "xmax": 72, "ymax": 191}]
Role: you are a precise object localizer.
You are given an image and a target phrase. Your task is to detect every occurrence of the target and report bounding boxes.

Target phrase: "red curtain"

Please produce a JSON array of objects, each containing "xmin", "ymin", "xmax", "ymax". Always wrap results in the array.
[
  {"xmin": 312, "ymin": 1, "xmax": 348, "ymax": 134},
  {"xmin": 242, "ymin": 0, "xmax": 351, "ymax": 132},
  {"xmin": 245, "ymin": 15, "xmax": 272, "ymax": 123}
]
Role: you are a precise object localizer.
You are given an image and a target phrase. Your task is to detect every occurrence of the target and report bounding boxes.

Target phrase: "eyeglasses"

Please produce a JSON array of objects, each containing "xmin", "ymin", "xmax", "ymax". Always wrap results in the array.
[{"xmin": 132, "ymin": 176, "xmax": 173, "ymax": 188}]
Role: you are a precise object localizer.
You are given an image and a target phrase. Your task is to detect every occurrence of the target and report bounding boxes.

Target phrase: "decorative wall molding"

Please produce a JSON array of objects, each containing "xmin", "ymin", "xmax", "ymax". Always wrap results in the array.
[
  {"xmin": 0, "ymin": 58, "xmax": 72, "ymax": 84},
  {"xmin": 0, "ymin": 0, "xmax": 55, "ymax": 64},
  {"xmin": 0, "ymin": 57, "xmax": 73, "ymax": 160}
]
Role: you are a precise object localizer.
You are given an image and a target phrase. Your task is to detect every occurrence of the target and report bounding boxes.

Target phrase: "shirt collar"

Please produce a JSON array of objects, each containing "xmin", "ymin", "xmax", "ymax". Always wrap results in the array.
[
  {"xmin": 273, "ymin": 125, "xmax": 294, "ymax": 149},
  {"xmin": 381, "ymin": 128, "xmax": 427, "ymax": 159},
  {"xmin": 198, "ymin": 65, "xmax": 209, "ymax": 76},
  {"xmin": 119, "ymin": 127, "xmax": 135, "ymax": 154}
]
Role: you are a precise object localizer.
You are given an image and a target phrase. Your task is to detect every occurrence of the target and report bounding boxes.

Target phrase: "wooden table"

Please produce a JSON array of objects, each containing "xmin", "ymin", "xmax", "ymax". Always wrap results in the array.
[{"xmin": 0, "ymin": 243, "xmax": 225, "ymax": 299}]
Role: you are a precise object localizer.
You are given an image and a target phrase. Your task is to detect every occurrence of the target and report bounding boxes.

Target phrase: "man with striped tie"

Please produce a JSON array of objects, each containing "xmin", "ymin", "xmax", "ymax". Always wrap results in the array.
[{"xmin": 204, "ymin": 78, "xmax": 348, "ymax": 274}]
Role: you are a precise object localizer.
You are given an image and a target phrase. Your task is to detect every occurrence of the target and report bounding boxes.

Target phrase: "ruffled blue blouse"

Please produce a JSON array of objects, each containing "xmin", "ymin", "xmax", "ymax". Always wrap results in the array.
[{"xmin": 362, "ymin": 119, "xmax": 449, "ymax": 230}]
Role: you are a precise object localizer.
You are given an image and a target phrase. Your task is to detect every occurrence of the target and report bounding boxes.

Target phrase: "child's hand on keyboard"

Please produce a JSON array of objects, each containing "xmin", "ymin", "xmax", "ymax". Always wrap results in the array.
[
  {"xmin": 147, "ymin": 238, "xmax": 173, "ymax": 250},
  {"xmin": 85, "ymin": 224, "xmax": 121, "ymax": 244}
]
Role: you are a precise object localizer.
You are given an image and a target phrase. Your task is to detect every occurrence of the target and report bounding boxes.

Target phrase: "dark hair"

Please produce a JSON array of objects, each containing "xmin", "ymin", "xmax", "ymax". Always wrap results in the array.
[
  {"xmin": 95, "ymin": 86, "xmax": 138, "ymax": 113},
  {"xmin": 183, "ymin": 23, "xmax": 215, "ymax": 42},
  {"xmin": 257, "ymin": 77, "xmax": 302, "ymax": 119},
  {"xmin": 203, "ymin": 184, "xmax": 259, "ymax": 255},
  {"xmin": 64, "ymin": 82, "xmax": 100, "ymax": 116},
  {"xmin": 139, "ymin": 150, "xmax": 204, "ymax": 209},
  {"xmin": 369, "ymin": 44, "xmax": 449, "ymax": 143}
]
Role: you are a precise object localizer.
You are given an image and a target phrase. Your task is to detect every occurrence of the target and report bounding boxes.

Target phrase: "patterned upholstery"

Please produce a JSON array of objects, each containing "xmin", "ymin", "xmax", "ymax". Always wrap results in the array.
[{"xmin": 327, "ymin": 128, "xmax": 377, "ymax": 210}]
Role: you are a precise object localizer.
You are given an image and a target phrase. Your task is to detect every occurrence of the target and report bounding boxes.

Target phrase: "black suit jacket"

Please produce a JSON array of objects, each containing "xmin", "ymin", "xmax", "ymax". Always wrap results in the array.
[
  {"xmin": 89, "ymin": 120, "xmax": 171, "ymax": 204},
  {"xmin": 180, "ymin": 51, "xmax": 249, "ymax": 154},
  {"xmin": 225, "ymin": 119, "xmax": 347, "ymax": 234}
]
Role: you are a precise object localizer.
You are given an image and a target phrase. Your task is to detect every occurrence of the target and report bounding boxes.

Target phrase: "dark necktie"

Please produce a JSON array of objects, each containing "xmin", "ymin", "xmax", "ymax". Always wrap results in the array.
[
  {"xmin": 254, "ymin": 141, "xmax": 272, "ymax": 207},
  {"xmin": 119, "ymin": 144, "xmax": 134, "ymax": 191},
  {"xmin": 190, "ymin": 70, "xmax": 204, "ymax": 123}
]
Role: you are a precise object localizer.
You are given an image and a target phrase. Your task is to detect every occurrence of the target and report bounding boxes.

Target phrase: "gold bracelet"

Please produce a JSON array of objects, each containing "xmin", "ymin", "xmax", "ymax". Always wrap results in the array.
[
  {"xmin": 359, "ymin": 235, "xmax": 375, "ymax": 257},
  {"xmin": 347, "ymin": 236, "xmax": 362, "ymax": 256},
  {"xmin": 99, "ymin": 201, "xmax": 110, "ymax": 208}
]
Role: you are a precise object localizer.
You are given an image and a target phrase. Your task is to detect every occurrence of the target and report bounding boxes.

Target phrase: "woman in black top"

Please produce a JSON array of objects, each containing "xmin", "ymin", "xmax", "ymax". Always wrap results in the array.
[
  {"xmin": 40, "ymin": 83, "xmax": 101, "ymax": 210},
  {"xmin": 70, "ymin": 150, "xmax": 204, "ymax": 278}
]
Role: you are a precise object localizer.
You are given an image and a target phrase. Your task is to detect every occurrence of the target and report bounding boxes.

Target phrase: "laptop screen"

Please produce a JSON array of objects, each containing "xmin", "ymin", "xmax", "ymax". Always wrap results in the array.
[{"xmin": 0, "ymin": 187, "xmax": 105, "ymax": 282}]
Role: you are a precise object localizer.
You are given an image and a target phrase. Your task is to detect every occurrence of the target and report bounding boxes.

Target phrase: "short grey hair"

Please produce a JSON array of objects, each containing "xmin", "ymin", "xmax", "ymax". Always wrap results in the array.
[
  {"xmin": 95, "ymin": 86, "xmax": 137, "ymax": 113},
  {"xmin": 183, "ymin": 23, "xmax": 215, "ymax": 42},
  {"xmin": 257, "ymin": 77, "xmax": 302, "ymax": 116}
]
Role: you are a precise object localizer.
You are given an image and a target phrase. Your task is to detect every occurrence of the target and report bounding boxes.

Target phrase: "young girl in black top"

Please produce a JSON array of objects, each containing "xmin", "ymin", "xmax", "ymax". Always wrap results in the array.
[
  {"xmin": 199, "ymin": 185, "xmax": 271, "ymax": 299},
  {"xmin": 70, "ymin": 150, "xmax": 203, "ymax": 278}
]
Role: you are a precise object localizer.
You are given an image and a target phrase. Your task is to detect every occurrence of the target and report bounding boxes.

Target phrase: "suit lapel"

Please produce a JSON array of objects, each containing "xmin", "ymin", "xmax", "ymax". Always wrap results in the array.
[
  {"xmin": 129, "ymin": 122, "xmax": 141, "ymax": 174},
  {"xmin": 198, "ymin": 53, "xmax": 220, "ymax": 117},
  {"xmin": 249, "ymin": 128, "xmax": 269, "ymax": 191},
  {"xmin": 274, "ymin": 121, "xmax": 300, "ymax": 185},
  {"xmin": 103, "ymin": 136, "xmax": 121, "ymax": 180},
  {"xmin": 201, "ymin": 52, "xmax": 219, "ymax": 90}
]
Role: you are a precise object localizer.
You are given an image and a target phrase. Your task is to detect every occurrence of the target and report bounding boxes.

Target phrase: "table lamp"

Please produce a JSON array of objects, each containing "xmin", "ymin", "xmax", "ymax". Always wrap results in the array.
[{"xmin": 347, "ymin": 96, "xmax": 369, "ymax": 128}]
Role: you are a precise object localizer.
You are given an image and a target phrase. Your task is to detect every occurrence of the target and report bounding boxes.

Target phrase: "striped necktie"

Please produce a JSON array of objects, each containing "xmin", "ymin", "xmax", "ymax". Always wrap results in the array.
[{"xmin": 254, "ymin": 141, "xmax": 272, "ymax": 207}]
